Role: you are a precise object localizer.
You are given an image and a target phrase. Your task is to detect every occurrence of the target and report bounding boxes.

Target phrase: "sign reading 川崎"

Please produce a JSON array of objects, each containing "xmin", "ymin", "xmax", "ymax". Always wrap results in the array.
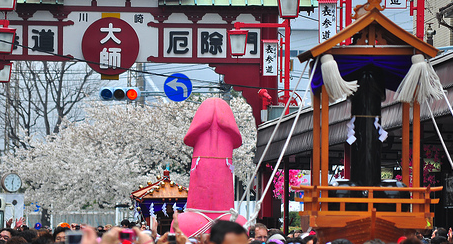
[{"xmin": 81, "ymin": 17, "xmax": 139, "ymax": 76}]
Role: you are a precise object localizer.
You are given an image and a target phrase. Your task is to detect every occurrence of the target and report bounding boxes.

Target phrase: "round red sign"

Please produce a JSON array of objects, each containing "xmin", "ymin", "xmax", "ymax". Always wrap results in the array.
[{"xmin": 82, "ymin": 17, "xmax": 139, "ymax": 76}]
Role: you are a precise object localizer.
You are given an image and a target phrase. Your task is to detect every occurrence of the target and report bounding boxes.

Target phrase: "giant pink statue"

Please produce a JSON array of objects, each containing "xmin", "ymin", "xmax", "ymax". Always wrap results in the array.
[{"xmin": 174, "ymin": 97, "xmax": 247, "ymax": 237}]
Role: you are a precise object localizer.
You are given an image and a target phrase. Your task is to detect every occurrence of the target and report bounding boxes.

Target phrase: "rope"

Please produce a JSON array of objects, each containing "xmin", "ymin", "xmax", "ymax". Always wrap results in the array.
[
  {"xmin": 232, "ymin": 59, "xmax": 312, "ymax": 223},
  {"xmin": 193, "ymin": 156, "xmax": 233, "ymax": 160},
  {"xmin": 184, "ymin": 208, "xmax": 240, "ymax": 237},
  {"xmin": 425, "ymin": 101, "xmax": 453, "ymax": 169},
  {"xmin": 238, "ymin": 57, "xmax": 319, "ymax": 228},
  {"xmin": 190, "ymin": 157, "xmax": 201, "ymax": 172}
]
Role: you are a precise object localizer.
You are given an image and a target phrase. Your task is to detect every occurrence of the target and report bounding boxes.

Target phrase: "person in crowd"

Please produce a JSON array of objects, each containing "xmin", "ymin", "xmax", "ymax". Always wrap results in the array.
[
  {"xmin": 140, "ymin": 224, "xmax": 148, "ymax": 231},
  {"xmin": 5, "ymin": 236, "xmax": 27, "ymax": 244},
  {"xmin": 431, "ymin": 236, "xmax": 448, "ymax": 244},
  {"xmin": 432, "ymin": 227, "xmax": 448, "ymax": 239},
  {"xmin": 0, "ymin": 228, "xmax": 16, "ymax": 243},
  {"xmin": 16, "ymin": 229, "xmax": 37, "ymax": 243},
  {"xmin": 208, "ymin": 220, "xmax": 248, "ymax": 244},
  {"xmin": 268, "ymin": 232, "xmax": 286, "ymax": 244},
  {"xmin": 293, "ymin": 230, "xmax": 303, "ymax": 238},
  {"xmin": 53, "ymin": 227, "xmax": 69, "ymax": 244},
  {"xmin": 331, "ymin": 239, "xmax": 353, "ymax": 244},
  {"xmin": 103, "ymin": 225, "xmax": 111, "ymax": 232},
  {"xmin": 253, "ymin": 223, "xmax": 268, "ymax": 243},
  {"xmin": 286, "ymin": 237, "xmax": 304, "ymax": 244},
  {"xmin": 31, "ymin": 232, "xmax": 53, "ymax": 244},
  {"xmin": 287, "ymin": 230, "xmax": 295, "ymax": 239},
  {"xmin": 302, "ymin": 234, "xmax": 317, "ymax": 244},
  {"xmin": 400, "ymin": 237, "xmax": 423, "ymax": 244},
  {"xmin": 120, "ymin": 220, "xmax": 130, "ymax": 228}
]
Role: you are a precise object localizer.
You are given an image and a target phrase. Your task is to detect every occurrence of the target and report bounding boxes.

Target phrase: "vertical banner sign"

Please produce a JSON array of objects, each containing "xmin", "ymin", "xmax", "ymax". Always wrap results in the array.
[
  {"xmin": 318, "ymin": 2, "xmax": 337, "ymax": 43},
  {"xmin": 385, "ymin": 0, "xmax": 407, "ymax": 9},
  {"xmin": 262, "ymin": 40, "xmax": 278, "ymax": 77}
]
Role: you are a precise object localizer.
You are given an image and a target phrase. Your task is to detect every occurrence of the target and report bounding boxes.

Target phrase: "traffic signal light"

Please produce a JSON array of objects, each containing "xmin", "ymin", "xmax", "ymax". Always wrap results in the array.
[{"xmin": 99, "ymin": 87, "xmax": 141, "ymax": 101}]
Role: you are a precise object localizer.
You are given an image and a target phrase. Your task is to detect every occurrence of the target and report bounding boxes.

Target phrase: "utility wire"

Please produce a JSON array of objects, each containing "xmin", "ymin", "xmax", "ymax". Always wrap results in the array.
[{"xmin": 0, "ymin": 38, "xmax": 310, "ymax": 93}]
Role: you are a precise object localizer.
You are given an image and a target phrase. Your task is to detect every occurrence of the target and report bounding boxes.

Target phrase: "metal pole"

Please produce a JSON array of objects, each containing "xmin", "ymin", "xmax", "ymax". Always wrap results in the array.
[
  {"xmin": 284, "ymin": 19, "xmax": 291, "ymax": 115},
  {"xmin": 284, "ymin": 157, "xmax": 289, "ymax": 235},
  {"xmin": 246, "ymin": 173, "xmax": 250, "ymax": 221},
  {"xmin": 136, "ymin": 63, "xmax": 145, "ymax": 107}
]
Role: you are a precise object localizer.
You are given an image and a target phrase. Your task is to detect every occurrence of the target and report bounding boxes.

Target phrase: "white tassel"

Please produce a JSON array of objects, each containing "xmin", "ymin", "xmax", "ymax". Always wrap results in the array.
[
  {"xmin": 394, "ymin": 54, "xmax": 444, "ymax": 103},
  {"xmin": 321, "ymin": 54, "xmax": 359, "ymax": 102}
]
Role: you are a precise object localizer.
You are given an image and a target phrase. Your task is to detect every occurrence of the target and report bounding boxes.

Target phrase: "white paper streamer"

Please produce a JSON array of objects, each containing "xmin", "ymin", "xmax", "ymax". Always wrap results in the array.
[
  {"xmin": 226, "ymin": 158, "xmax": 234, "ymax": 173},
  {"xmin": 149, "ymin": 203, "xmax": 155, "ymax": 218},
  {"xmin": 172, "ymin": 202, "xmax": 177, "ymax": 212},
  {"xmin": 191, "ymin": 157, "xmax": 201, "ymax": 172},
  {"xmin": 346, "ymin": 116, "xmax": 356, "ymax": 145},
  {"xmin": 162, "ymin": 203, "xmax": 168, "ymax": 217},
  {"xmin": 374, "ymin": 116, "xmax": 388, "ymax": 142}
]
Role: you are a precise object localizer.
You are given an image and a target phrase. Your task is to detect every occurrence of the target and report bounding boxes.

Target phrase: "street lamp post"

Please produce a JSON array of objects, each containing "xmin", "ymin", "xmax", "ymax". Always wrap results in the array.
[
  {"xmin": 0, "ymin": 0, "xmax": 18, "ymax": 83},
  {"xmin": 227, "ymin": 0, "xmax": 299, "ymax": 234},
  {"xmin": 228, "ymin": 0, "xmax": 299, "ymax": 115}
]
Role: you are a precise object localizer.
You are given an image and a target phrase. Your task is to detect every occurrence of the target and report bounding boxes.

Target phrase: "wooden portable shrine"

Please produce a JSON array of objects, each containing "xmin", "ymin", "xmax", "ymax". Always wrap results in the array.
[
  {"xmin": 294, "ymin": 0, "xmax": 443, "ymax": 243},
  {"xmin": 131, "ymin": 169, "xmax": 188, "ymax": 233}
]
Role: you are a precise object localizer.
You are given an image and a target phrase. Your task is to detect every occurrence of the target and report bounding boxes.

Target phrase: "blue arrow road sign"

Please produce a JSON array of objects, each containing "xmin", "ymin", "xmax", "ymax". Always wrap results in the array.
[{"xmin": 164, "ymin": 73, "xmax": 193, "ymax": 102}]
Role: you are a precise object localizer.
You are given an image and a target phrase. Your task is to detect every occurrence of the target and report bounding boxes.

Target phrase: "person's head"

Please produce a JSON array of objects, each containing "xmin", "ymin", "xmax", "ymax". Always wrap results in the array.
[
  {"xmin": 400, "ymin": 237, "xmax": 423, "ymax": 244},
  {"xmin": 436, "ymin": 228, "xmax": 448, "ymax": 238},
  {"xmin": 0, "ymin": 229, "xmax": 16, "ymax": 242},
  {"xmin": 97, "ymin": 226, "xmax": 104, "ymax": 232},
  {"xmin": 294, "ymin": 230, "xmax": 303, "ymax": 238},
  {"xmin": 31, "ymin": 234, "xmax": 53, "ymax": 244},
  {"xmin": 121, "ymin": 219, "xmax": 130, "ymax": 228},
  {"xmin": 53, "ymin": 227, "xmax": 69, "ymax": 243},
  {"xmin": 5, "ymin": 236, "xmax": 27, "ymax": 244},
  {"xmin": 254, "ymin": 223, "xmax": 268, "ymax": 242},
  {"xmin": 331, "ymin": 239, "xmax": 353, "ymax": 244},
  {"xmin": 140, "ymin": 224, "xmax": 147, "ymax": 231},
  {"xmin": 431, "ymin": 236, "xmax": 448, "ymax": 244},
  {"xmin": 104, "ymin": 224, "xmax": 112, "ymax": 231},
  {"xmin": 16, "ymin": 230, "xmax": 37, "ymax": 243},
  {"xmin": 209, "ymin": 221, "xmax": 248, "ymax": 244},
  {"xmin": 268, "ymin": 233, "xmax": 286, "ymax": 244},
  {"xmin": 286, "ymin": 237, "xmax": 304, "ymax": 244},
  {"xmin": 302, "ymin": 235, "xmax": 317, "ymax": 244}
]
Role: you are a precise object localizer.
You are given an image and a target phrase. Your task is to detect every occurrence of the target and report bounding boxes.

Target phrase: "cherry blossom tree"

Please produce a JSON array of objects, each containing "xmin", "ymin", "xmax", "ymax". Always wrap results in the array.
[{"xmin": 0, "ymin": 95, "xmax": 256, "ymax": 212}]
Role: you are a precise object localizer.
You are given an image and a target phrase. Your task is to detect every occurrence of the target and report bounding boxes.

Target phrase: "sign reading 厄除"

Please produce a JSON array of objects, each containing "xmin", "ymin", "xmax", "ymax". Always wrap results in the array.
[{"xmin": 164, "ymin": 73, "xmax": 193, "ymax": 102}]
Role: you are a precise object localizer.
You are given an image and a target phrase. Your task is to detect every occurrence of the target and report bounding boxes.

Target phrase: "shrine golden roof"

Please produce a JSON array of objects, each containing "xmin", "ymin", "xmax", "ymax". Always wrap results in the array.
[
  {"xmin": 298, "ymin": 0, "xmax": 439, "ymax": 63},
  {"xmin": 131, "ymin": 170, "xmax": 188, "ymax": 202}
]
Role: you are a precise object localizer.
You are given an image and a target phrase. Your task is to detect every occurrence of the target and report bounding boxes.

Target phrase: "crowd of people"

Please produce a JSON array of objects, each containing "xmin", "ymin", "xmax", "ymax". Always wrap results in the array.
[{"xmin": 0, "ymin": 214, "xmax": 452, "ymax": 244}]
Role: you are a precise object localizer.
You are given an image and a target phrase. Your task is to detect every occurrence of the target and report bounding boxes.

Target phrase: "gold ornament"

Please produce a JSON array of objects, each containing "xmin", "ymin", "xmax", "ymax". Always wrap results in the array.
[
  {"xmin": 160, "ymin": 181, "xmax": 165, "ymax": 186},
  {"xmin": 139, "ymin": 185, "xmax": 144, "ymax": 189},
  {"xmin": 170, "ymin": 181, "xmax": 175, "ymax": 187},
  {"xmin": 157, "ymin": 175, "xmax": 162, "ymax": 180},
  {"xmin": 155, "ymin": 186, "xmax": 160, "ymax": 191},
  {"xmin": 147, "ymin": 181, "xmax": 152, "ymax": 185},
  {"xmin": 129, "ymin": 206, "xmax": 134, "ymax": 210},
  {"xmin": 150, "ymin": 189, "xmax": 154, "ymax": 193},
  {"xmin": 136, "ymin": 207, "xmax": 141, "ymax": 211},
  {"xmin": 178, "ymin": 186, "xmax": 183, "ymax": 191}
]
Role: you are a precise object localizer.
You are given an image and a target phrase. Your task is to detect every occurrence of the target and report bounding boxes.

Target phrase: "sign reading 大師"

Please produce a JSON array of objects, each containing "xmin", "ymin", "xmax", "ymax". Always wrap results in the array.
[{"xmin": 81, "ymin": 17, "xmax": 139, "ymax": 75}]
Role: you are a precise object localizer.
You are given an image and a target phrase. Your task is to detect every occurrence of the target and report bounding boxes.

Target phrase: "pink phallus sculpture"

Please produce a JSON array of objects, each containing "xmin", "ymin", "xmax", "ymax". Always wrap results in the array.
[{"xmin": 173, "ymin": 98, "xmax": 247, "ymax": 237}]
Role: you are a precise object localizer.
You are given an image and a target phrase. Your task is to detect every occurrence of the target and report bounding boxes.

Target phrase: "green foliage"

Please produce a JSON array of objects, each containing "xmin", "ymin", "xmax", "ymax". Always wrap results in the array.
[{"xmin": 281, "ymin": 211, "xmax": 301, "ymax": 227}]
